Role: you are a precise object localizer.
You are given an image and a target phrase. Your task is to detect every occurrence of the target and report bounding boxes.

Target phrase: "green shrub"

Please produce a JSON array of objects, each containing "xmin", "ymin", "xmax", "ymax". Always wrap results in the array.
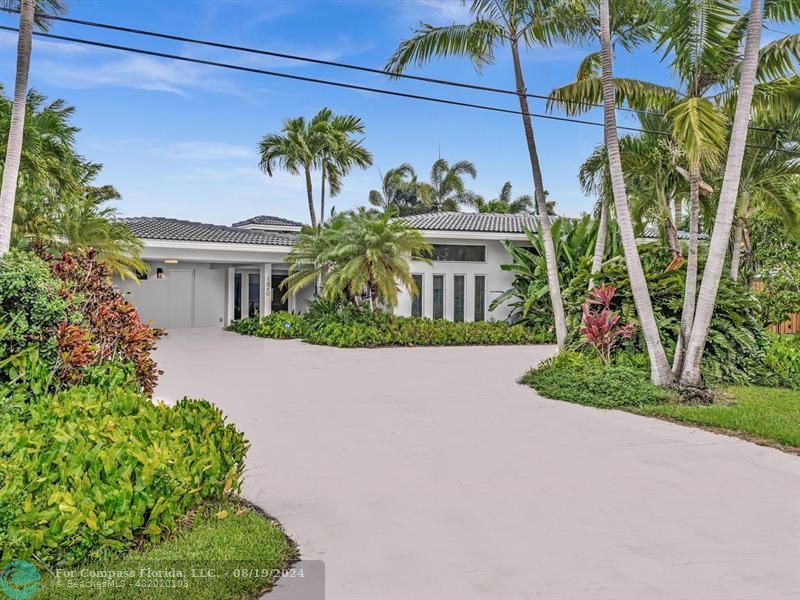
[
  {"xmin": 0, "ymin": 385, "xmax": 249, "ymax": 566},
  {"xmin": 765, "ymin": 335, "xmax": 800, "ymax": 388},
  {"xmin": 0, "ymin": 249, "xmax": 68, "ymax": 353},
  {"xmin": 521, "ymin": 351, "xmax": 674, "ymax": 408},
  {"xmin": 231, "ymin": 305, "xmax": 553, "ymax": 348},
  {"xmin": 229, "ymin": 312, "xmax": 305, "ymax": 339}
]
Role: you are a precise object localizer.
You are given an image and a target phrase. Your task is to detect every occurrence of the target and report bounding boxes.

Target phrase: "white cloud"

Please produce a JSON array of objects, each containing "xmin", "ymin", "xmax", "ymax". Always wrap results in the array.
[{"xmin": 162, "ymin": 141, "xmax": 256, "ymax": 160}]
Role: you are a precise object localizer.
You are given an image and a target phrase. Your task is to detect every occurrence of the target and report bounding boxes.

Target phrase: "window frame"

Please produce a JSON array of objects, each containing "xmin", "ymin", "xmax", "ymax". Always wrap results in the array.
[
  {"xmin": 432, "ymin": 273, "xmax": 445, "ymax": 320},
  {"xmin": 429, "ymin": 244, "xmax": 487, "ymax": 263},
  {"xmin": 411, "ymin": 273, "xmax": 424, "ymax": 318},
  {"xmin": 474, "ymin": 274, "xmax": 487, "ymax": 322},
  {"xmin": 453, "ymin": 273, "xmax": 466, "ymax": 323}
]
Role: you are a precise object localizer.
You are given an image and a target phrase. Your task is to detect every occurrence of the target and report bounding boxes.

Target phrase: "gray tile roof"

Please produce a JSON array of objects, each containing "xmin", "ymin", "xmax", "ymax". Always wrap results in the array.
[
  {"xmin": 400, "ymin": 212, "xmax": 539, "ymax": 233},
  {"xmin": 119, "ymin": 217, "xmax": 297, "ymax": 246},
  {"xmin": 232, "ymin": 215, "xmax": 304, "ymax": 228},
  {"xmin": 642, "ymin": 225, "xmax": 709, "ymax": 240}
]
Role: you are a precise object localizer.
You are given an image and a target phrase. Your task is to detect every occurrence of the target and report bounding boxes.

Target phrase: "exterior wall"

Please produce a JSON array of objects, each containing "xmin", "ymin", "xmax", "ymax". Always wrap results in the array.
[
  {"xmin": 116, "ymin": 262, "xmax": 227, "ymax": 329},
  {"xmin": 395, "ymin": 237, "xmax": 527, "ymax": 322}
]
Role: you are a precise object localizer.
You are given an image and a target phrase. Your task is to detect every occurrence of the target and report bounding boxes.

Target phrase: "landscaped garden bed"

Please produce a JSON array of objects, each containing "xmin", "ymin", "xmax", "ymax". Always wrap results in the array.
[
  {"xmin": 0, "ymin": 248, "xmax": 295, "ymax": 598},
  {"xmin": 230, "ymin": 302, "xmax": 552, "ymax": 348}
]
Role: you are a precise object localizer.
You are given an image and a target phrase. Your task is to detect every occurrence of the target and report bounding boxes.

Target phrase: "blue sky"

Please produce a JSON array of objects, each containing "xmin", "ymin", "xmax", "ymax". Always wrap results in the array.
[{"xmin": 0, "ymin": 0, "xmax": 747, "ymax": 224}]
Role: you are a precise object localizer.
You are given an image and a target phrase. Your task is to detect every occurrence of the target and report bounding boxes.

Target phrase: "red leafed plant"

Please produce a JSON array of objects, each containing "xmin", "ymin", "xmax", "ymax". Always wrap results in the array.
[
  {"xmin": 36, "ymin": 246, "xmax": 165, "ymax": 395},
  {"xmin": 580, "ymin": 285, "xmax": 636, "ymax": 365}
]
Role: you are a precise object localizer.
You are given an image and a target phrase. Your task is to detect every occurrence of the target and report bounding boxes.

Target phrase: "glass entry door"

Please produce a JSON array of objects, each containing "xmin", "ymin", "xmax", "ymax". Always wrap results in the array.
[{"xmin": 248, "ymin": 273, "xmax": 260, "ymax": 317}]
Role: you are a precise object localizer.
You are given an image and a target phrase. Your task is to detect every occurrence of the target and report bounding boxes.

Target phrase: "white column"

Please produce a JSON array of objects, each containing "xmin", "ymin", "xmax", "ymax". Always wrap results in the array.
[
  {"xmin": 225, "ymin": 267, "xmax": 235, "ymax": 325},
  {"xmin": 260, "ymin": 263, "xmax": 272, "ymax": 316}
]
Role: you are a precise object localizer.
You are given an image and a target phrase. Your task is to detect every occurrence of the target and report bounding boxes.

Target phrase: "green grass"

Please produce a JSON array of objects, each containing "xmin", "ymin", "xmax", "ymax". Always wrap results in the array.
[
  {"xmin": 636, "ymin": 386, "xmax": 800, "ymax": 449},
  {"xmin": 36, "ymin": 500, "xmax": 297, "ymax": 600}
]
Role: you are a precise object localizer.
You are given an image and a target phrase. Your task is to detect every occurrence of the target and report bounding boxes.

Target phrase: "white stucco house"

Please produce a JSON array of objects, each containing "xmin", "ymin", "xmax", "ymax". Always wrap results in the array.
[{"xmin": 115, "ymin": 211, "xmax": 543, "ymax": 329}]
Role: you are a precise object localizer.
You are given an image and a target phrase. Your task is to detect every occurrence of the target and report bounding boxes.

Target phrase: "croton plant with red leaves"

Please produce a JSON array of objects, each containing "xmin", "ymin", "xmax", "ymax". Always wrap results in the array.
[
  {"xmin": 36, "ymin": 246, "xmax": 164, "ymax": 395},
  {"xmin": 580, "ymin": 285, "xmax": 636, "ymax": 366}
]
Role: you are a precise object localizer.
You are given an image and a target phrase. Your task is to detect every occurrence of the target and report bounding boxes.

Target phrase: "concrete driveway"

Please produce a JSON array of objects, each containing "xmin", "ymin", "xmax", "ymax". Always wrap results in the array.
[{"xmin": 154, "ymin": 329, "xmax": 800, "ymax": 600}]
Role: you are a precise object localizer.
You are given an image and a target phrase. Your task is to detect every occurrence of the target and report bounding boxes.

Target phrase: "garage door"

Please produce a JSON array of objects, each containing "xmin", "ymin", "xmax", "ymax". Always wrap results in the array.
[{"xmin": 168, "ymin": 269, "xmax": 194, "ymax": 328}]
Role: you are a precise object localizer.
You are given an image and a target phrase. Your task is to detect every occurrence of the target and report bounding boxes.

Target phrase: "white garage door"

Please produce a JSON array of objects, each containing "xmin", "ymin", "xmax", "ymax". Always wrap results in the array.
[{"xmin": 168, "ymin": 269, "xmax": 195, "ymax": 328}]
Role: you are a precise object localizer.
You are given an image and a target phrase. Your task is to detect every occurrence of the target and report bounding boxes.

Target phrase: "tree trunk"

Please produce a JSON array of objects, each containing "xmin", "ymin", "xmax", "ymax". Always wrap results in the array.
[
  {"xmin": 599, "ymin": 0, "xmax": 674, "ymax": 385},
  {"xmin": 320, "ymin": 162, "xmax": 327, "ymax": 226},
  {"xmin": 589, "ymin": 200, "xmax": 608, "ymax": 287},
  {"xmin": 679, "ymin": 0, "xmax": 763, "ymax": 387},
  {"xmin": 672, "ymin": 163, "xmax": 700, "ymax": 375},
  {"xmin": 304, "ymin": 166, "xmax": 317, "ymax": 228},
  {"xmin": 674, "ymin": 197, "xmax": 682, "ymax": 234},
  {"xmin": 0, "ymin": 0, "xmax": 35, "ymax": 254},
  {"xmin": 665, "ymin": 217, "xmax": 680, "ymax": 256},
  {"xmin": 730, "ymin": 192, "xmax": 749, "ymax": 281},
  {"xmin": 510, "ymin": 39, "xmax": 568, "ymax": 349}
]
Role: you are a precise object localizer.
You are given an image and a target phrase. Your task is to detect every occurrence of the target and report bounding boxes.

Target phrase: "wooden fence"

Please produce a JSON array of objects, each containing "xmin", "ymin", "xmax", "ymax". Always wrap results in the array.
[{"xmin": 751, "ymin": 280, "xmax": 800, "ymax": 334}]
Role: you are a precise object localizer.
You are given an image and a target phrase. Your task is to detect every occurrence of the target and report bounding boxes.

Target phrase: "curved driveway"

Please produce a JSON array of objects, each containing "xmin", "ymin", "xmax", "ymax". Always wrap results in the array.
[{"xmin": 154, "ymin": 329, "xmax": 800, "ymax": 600}]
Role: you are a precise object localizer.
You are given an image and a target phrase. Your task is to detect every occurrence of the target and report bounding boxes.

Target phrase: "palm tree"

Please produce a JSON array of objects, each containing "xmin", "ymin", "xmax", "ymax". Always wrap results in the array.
[
  {"xmin": 283, "ymin": 210, "xmax": 432, "ymax": 311},
  {"xmin": 0, "ymin": 0, "xmax": 66, "ymax": 254},
  {"xmin": 577, "ymin": 142, "xmax": 612, "ymax": 277},
  {"xmin": 313, "ymin": 109, "xmax": 373, "ymax": 225},
  {"xmin": 386, "ymin": 0, "xmax": 571, "ymax": 348},
  {"xmin": 465, "ymin": 181, "xmax": 534, "ymax": 213},
  {"xmin": 679, "ymin": 0, "xmax": 769, "ymax": 387},
  {"xmin": 726, "ymin": 113, "xmax": 800, "ymax": 281},
  {"xmin": 417, "ymin": 158, "xmax": 477, "ymax": 212},
  {"xmin": 259, "ymin": 116, "xmax": 324, "ymax": 228},
  {"xmin": 368, "ymin": 163, "xmax": 424, "ymax": 215}
]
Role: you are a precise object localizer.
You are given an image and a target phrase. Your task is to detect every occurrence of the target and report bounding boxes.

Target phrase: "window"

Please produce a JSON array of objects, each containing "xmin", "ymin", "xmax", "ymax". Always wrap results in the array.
[
  {"xmin": 453, "ymin": 275, "xmax": 465, "ymax": 322},
  {"xmin": 411, "ymin": 274, "xmax": 424, "ymax": 317},
  {"xmin": 248, "ymin": 273, "xmax": 260, "ymax": 317},
  {"xmin": 234, "ymin": 273, "xmax": 242, "ymax": 320},
  {"xmin": 474, "ymin": 275, "xmax": 486, "ymax": 321},
  {"xmin": 431, "ymin": 244, "xmax": 485, "ymax": 262},
  {"xmin": 433, "ymin": 274, "xmax": 444, "ymax": 319}
]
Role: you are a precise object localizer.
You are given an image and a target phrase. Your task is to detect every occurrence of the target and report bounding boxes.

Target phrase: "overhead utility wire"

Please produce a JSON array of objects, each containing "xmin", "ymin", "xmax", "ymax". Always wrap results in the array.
[{"xmin": 0, "ymin": 26, "xmax": 797, "ymax": 157}]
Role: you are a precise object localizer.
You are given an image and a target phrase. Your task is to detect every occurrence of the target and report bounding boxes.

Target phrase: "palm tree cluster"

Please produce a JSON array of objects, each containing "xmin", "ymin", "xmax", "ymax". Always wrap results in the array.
[
  {"xmin": 259, "ymin": 107, "xmax": 373, "ymax": 228},
  {"xmin": 369, "ymin": 158, "xmax": 543, "ymax": 215},
  {"xmin": 282, "ymin": 210, "xmax": 432, "ymax": 311},
  {"xmin": 0, "ymin": 87, "xmax": 144, "ymax": 278},
  {"xmin": 389, "ymin": 0, "xmax": 800, "ymax": 387}
]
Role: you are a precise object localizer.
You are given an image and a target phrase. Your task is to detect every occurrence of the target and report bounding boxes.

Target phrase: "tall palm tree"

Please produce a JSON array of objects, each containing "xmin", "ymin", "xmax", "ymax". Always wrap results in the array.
[
  {"xmin": 0, "ymin": 0, "xmax": 66, "ymax": 254},
  {"xmin": 464, "ymin": 181, "xmax": 534, "ymax": 213},
  {"xmin": 386, "ymin": 0, "xmax": 571, "ymax": 348},
  {"xmin": 417, "ymin": 158, "xmax": 478, "ymax": 212},
  {"xmin": 577, "ymin": 142, "xmax": 612, "ymax": 277},
  {"xmin": 368, "ymin": 163, "xmax": 423, "ymax": 215},
  {"xmin": 679, "ymin": 0, "xmax": 769, "ymax": 387},
  {"xmin": 259, "ymin": 115, "xmax": 325, "ymax": 228},
  {"xmin": 313, "ymin": 109, "xmax": 373, "ymax": 225},
  {"xmin": 596, "ymin": 0, "xmax": 675, "ymax": 384}
]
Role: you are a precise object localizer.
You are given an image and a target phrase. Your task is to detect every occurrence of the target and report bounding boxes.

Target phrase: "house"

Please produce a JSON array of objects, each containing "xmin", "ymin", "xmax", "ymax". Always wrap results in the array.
[{"xmin": 115, "ymin": 212, "xmax": 537, "ymax": 329}]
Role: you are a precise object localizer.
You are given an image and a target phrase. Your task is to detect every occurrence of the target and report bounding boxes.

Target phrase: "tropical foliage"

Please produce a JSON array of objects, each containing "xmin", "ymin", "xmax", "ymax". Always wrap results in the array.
[
  {"xmin": 230, "ymin": 299, "xmax": 552, "ymax": 348},
  {"xmin": 464, "ymin": 181, "xmax": 534, "ymax": 214},
  {"xmin": 283, "ymin": 210, "xmax": 431, "ymax": 310},
  {"xmin": 259, "ymin": 108, "xmax": 373, "ymax": 227}
]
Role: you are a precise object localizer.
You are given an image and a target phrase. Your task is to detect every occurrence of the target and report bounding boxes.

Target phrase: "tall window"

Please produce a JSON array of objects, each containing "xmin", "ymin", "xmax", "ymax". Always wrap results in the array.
[
  {"xmin": 234, "ymin": 273, "xmax": 242, "ymax": 320},
  {"xmin": 453, "ymin": 275, "xmax": 465, "ymax": 322},
  {"xmin": 474, "ymin": 275, "xmax": 486, "ymax": 321},
  {"xmin": 411, "ymin": 274, "xmax": 424, "ymax": 317},
  {"xmin": 248, "ymin": 273, "xmax": 260, "ymax": 317},
  {"xmin": 431, "ymin": 244, "xmax": 485, "ymax": 262},
  {"xmin": 433, "ymin": 274, "xmax": 444, "ymax": 319}
]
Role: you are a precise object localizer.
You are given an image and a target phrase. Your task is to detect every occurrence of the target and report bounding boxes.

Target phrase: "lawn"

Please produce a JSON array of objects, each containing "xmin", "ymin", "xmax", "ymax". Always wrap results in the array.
[
  {"xmin": 36, "ymin": 500, "xmax": 298, "ymax": 600},
  {"xmin": 635, "ymin": 386, "xmax": 800, "ymax": 450}
]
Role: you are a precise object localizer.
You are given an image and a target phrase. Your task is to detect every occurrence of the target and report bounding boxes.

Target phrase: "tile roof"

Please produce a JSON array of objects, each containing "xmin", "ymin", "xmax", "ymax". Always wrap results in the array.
[
  {"xmin": 231, "ymin": 215, "xmax": 304, "ymax": 228},
  {"xmin": 400, "ymin": 212, "xmax": 539, "ymax": 233},
  {"xmin": 119, "ymin": 217, "xmax": 297, "ymax": 246},
  {"xmin": 642, "ymin": 225, "xmax": 709, "ymax": 240}
]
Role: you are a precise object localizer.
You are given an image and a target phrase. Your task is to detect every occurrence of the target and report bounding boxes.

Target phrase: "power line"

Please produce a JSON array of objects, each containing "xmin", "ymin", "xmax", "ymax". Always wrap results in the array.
[
  {"xmin": 0, "ymin": 25, "xmax": 797, "ymax": 157},
  {"xmin": 1, "ymin": 8, "xmax": 791, "ymax": 137}
]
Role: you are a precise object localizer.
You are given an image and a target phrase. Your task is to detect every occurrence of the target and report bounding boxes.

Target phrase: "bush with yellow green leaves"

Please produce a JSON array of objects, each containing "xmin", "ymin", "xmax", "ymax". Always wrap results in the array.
[{"xmin": 0, "ymin": 385, "xmax": 249, "ymax": 566}]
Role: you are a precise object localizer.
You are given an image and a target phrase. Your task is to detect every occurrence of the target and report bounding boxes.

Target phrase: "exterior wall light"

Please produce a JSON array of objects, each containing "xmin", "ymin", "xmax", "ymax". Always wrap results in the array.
[{"xmin": 164, "ymin": 259, "xmax": 179, "ymax": 264}]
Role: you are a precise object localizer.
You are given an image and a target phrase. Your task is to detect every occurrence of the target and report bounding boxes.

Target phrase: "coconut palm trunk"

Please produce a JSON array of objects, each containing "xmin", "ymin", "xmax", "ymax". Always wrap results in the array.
[
  {"xmin": 679, "ymin": 0, "xmax": 763, "ymax": 387},
  {"xmin": 729, "ymin": 192, "xmax": 749, "ymax": 281},
  {"xmin": 320, "ymin": 162, "xmax": 327, "ymax": 226},
  {"xmin": 590, "ymin": 201, "xmax": 608, "ymax": 279},
  {"xmin": 0, "ymin": 0, "xmax": 35, "ymax": 254},
  {"xmin": 673, "ymin": 165, "xmax": 701, "ymax": 374},
  {"xmin": 599, "ymin": 0, "xmax": 674, "ymax": 385},
  {"xmin": 510, "ymin": 39, "xmax": 568, "ymax": 349},
  {"xmin": 304, "ymin": 166, "xmax": 317, "ymax": 228}
]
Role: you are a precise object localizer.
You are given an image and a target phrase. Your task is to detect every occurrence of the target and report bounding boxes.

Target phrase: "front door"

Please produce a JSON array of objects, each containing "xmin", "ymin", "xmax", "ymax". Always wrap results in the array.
[
  {"xmin": 272, "ymin": 274, "xmax": 289, "ymax": 312},
  {"xmin": 168, "ymin": 269, "xmax": 194, "ymax": 328}
]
